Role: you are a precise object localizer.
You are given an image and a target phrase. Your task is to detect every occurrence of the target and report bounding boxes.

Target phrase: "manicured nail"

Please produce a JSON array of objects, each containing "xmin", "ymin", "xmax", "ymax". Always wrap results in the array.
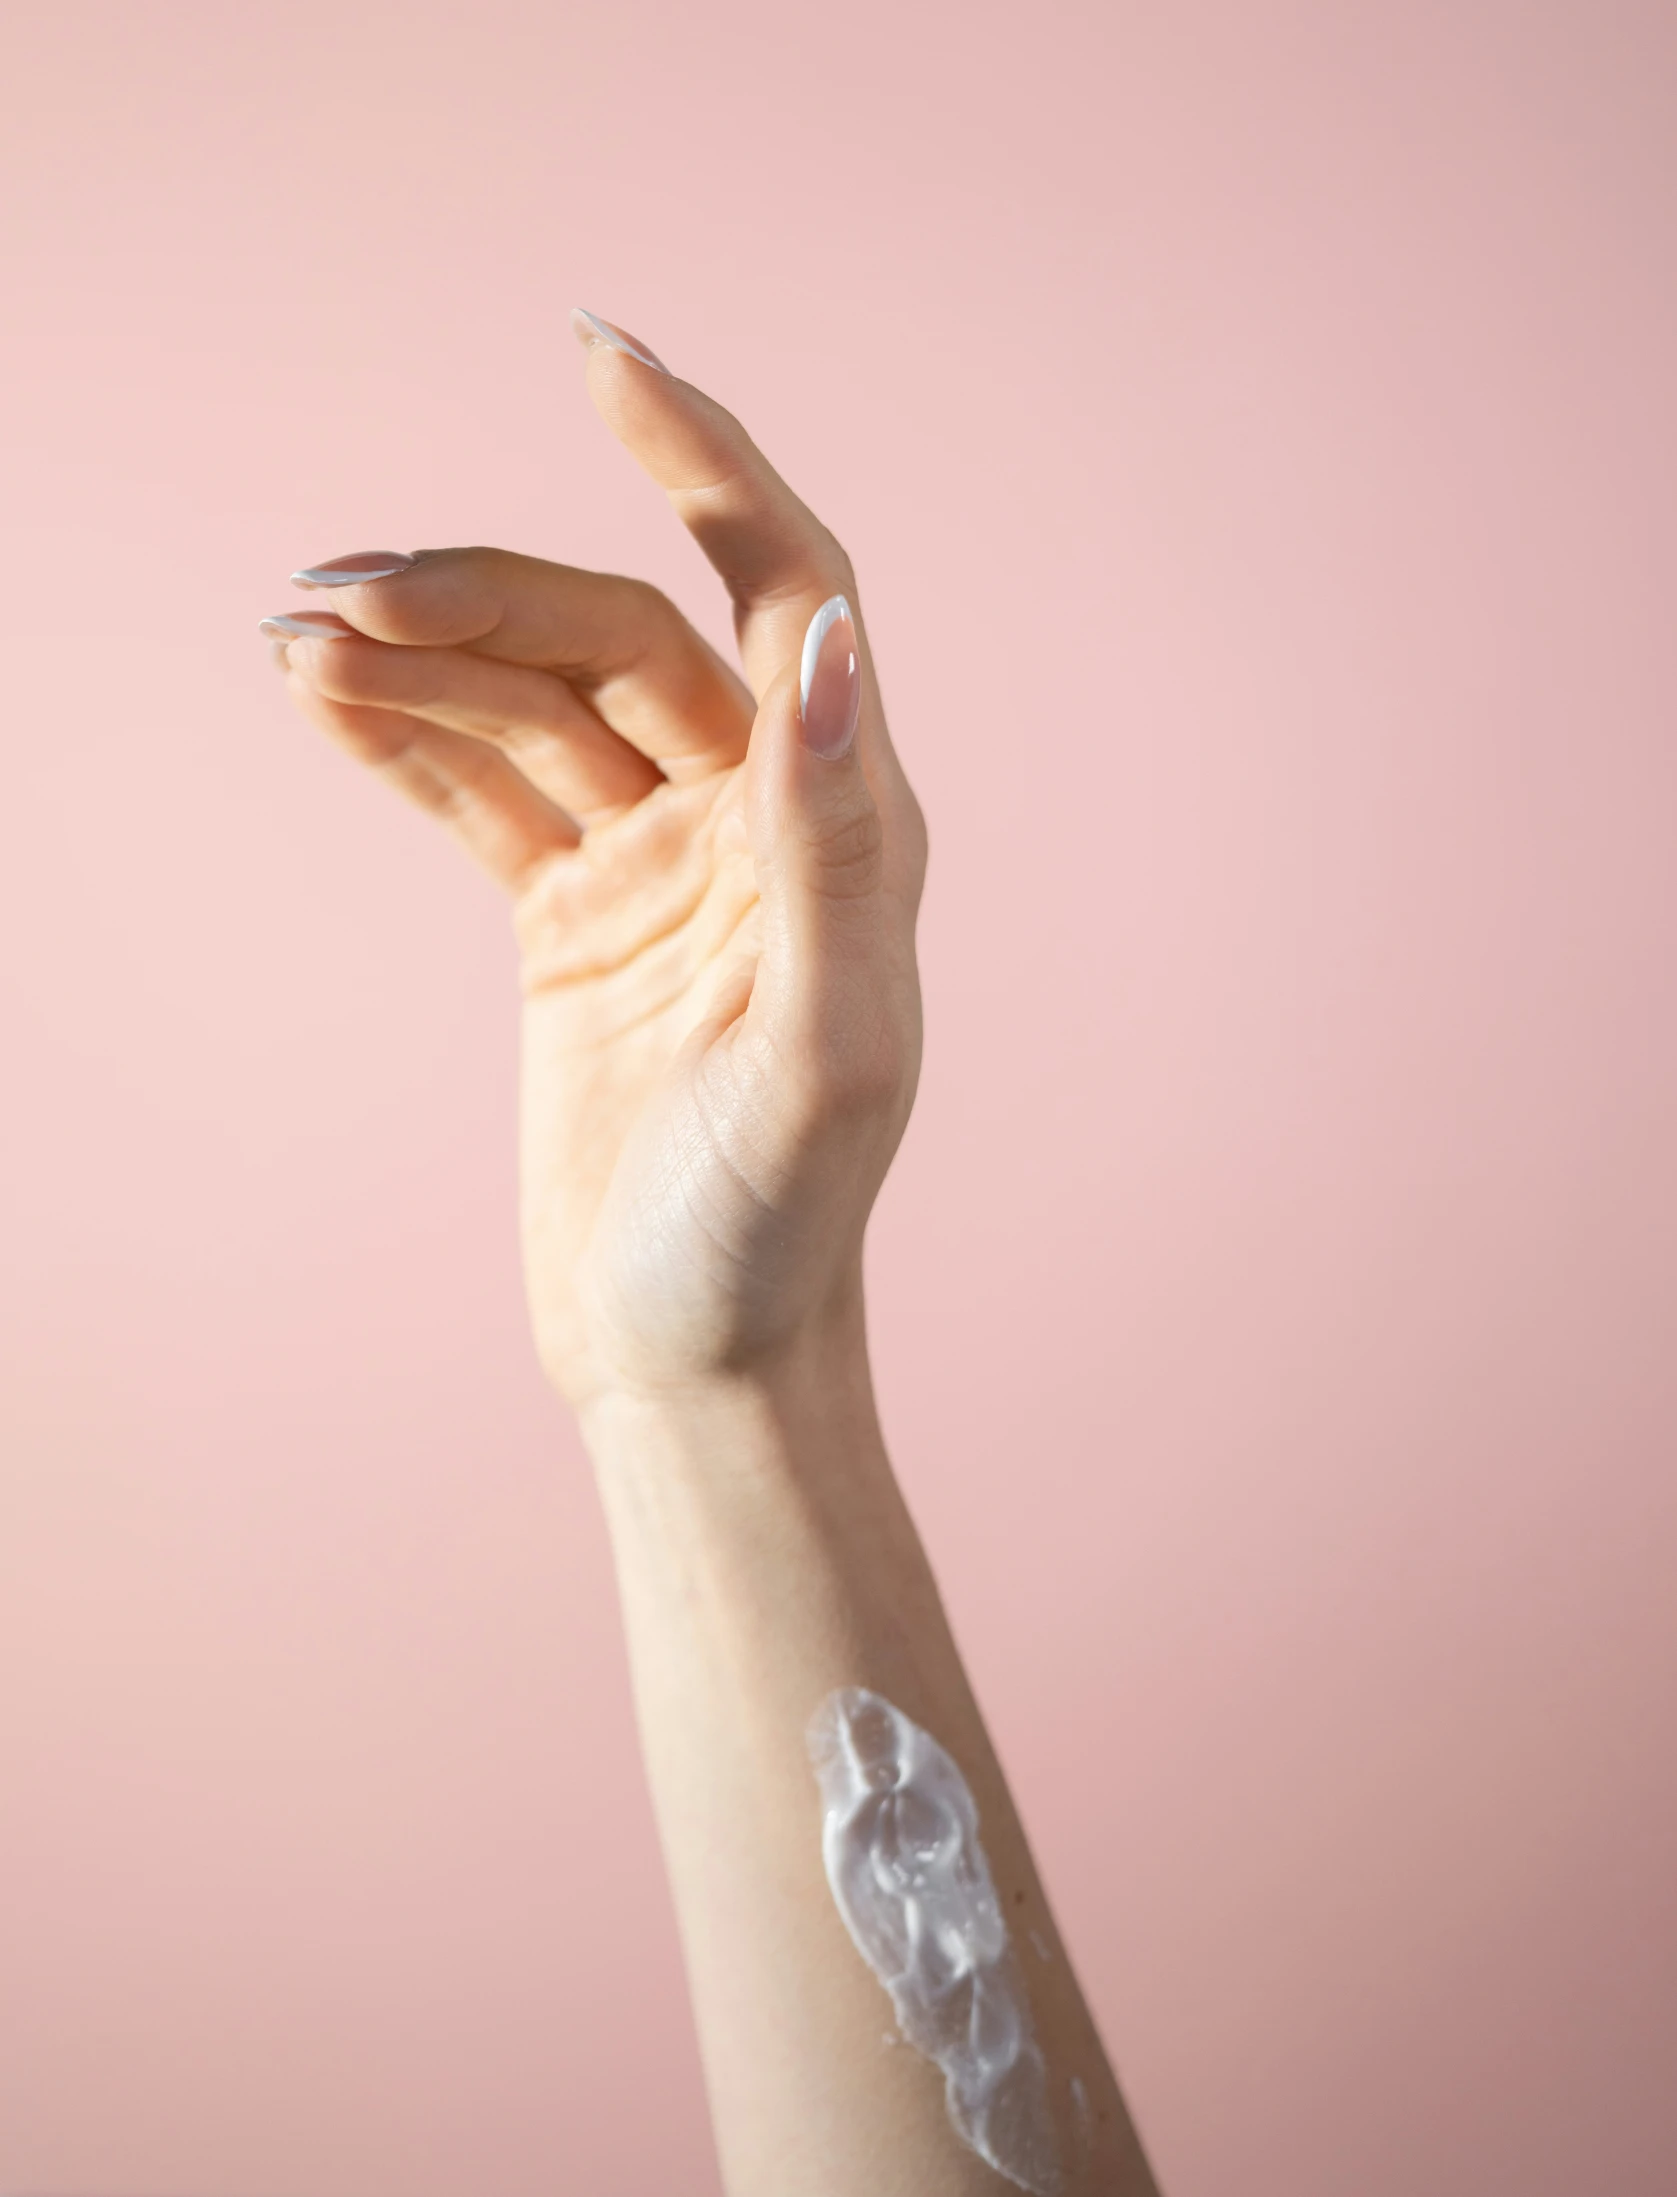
[
  {"xmin": 569, "ymin": 307, "xmax": 668, "ymax": 373},
  {"xmin": 799, "ymin": 596, "xmax": 861, "ymax": 761},
  {"xmin": 258, "ymin": 613, "xmax": 354, "ymax": 640},
  {"xmin": 291, "ymin": 551, "xmax": 415, "ymax": 588}
]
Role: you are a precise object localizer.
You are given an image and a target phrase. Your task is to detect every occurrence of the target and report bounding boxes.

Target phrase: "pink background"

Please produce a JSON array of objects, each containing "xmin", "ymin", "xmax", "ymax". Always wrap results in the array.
[{"xmin": 2, "ymin": 3, "xmax": 1673, "ymax": 2192}]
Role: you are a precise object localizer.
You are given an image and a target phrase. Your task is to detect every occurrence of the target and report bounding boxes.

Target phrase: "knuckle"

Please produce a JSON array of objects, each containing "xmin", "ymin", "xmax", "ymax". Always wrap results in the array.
[
  {"xmin": 627, "ymin": 577, "xmax": 684, "ymax": 636},
  {"xmin": 816, "ymin": 526, "xmax": 857, "ymax": 594},
  {"xmin": 605, "ymin": 576, "xmax": 689, "ymax": 663},
  {"xmin": 805, "ymin": 802, "xmax": 885, "ymax": 899}
]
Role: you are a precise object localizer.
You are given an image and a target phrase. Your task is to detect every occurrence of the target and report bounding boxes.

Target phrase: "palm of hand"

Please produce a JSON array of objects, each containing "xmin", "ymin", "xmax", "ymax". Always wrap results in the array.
[{"xmin": 512, "ymin": 770, "xmax": 768, "ymax": 1401}]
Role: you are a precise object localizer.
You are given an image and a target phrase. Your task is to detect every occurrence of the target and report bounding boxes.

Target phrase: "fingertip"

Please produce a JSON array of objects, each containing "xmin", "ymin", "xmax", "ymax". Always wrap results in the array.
[
  {"xmin": 745, "ymin": 652, "xmax": 880, "ymax": 875},
  {"xmin": 291, "ymin": 551, "xmax": 417, "ymax": 589},
  {"xmin": 570, "ymin": 307, "xmax": 669, "ymax": 374},
  {"xmin": 304, "ymin": 549, "xmax": 498, "ymax": 649},
  {"xmin": 259, "ymin": 611, "xmax": 354, "ymax": 641}
]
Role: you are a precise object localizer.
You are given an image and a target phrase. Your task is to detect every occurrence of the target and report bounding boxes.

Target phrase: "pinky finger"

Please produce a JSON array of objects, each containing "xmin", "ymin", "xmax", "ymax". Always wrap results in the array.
[{"xmin": 290, "ymin": 677, "xmax": 581, "ymax": 887}]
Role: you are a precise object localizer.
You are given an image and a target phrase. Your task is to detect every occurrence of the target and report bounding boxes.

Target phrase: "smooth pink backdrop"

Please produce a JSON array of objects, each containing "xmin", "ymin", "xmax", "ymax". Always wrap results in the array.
[{"xmin": 2, "ymin": 3, "xmax": 1673, "ymax": 2192}]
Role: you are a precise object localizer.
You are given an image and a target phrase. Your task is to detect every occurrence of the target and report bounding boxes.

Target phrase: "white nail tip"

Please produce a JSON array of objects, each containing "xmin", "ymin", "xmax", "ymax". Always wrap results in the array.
[
  {"xmin": 290, "ymin": 561, "xmax": 413, "ymax": 586},
  {"xmin": 258, "ymin": 614, "xmax": 350, "ymax": 639},
  {"xmin": 800, "ymin": 594, "xmax": 854, "ymax": 715},
  {"xmin": 570, "ymin": 306, "xmax": 669, "ymax": 373}
]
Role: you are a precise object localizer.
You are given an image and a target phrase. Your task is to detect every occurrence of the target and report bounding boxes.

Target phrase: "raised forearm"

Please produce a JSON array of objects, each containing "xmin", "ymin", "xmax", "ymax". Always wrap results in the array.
[{"xmin": 580, "ymin": 1328, "xmax": 1158, "ymax": 2197}]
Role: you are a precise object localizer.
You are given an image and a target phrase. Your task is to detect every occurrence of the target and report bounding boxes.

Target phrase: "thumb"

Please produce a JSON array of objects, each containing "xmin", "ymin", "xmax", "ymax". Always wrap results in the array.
[{"xmin": 746, "ymin": 597, "xmax": 892, "ymax": 1071}]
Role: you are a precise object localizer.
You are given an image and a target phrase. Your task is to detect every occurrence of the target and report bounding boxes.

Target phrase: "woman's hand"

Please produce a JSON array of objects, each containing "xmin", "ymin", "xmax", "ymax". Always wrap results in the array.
[
  {"xmin": 267, "ymin": 317, "xmax": 926, "ymax": 1409},
  {"xmin": 266, "ymin": 325, "xmax": 1156, "ymax": 2196}
]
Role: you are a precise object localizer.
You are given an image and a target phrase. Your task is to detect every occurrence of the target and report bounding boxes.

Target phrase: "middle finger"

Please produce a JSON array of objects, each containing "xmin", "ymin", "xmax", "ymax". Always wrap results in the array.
[
  {"xmin": 293, "ymin": 548, "xmax": 756, "ymax": 780},
  {"xmin": 282, "ymin": 622, "xmax": 665, "ymax": 825}
]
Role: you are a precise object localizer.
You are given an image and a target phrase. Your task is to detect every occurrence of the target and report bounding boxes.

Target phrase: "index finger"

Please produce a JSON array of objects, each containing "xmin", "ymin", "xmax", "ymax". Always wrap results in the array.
[{"xmin": 571, "ymin": 311, "xmax": 868, "ymax": 706}]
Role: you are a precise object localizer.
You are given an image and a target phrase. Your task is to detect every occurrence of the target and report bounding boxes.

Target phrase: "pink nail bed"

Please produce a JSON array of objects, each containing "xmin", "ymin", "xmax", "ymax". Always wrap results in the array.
[
  {"xmin": 799, "ymin": 596, "xmax": 862, "ymax": 760},
  {"xmin": 291, "ymin": 551, "xmax": 416, "ymax": 587}
]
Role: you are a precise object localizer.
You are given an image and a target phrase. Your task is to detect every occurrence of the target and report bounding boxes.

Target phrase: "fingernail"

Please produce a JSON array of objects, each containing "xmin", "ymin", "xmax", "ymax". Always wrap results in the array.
[
  {"xmin": 799, "ymin": 595, "xmax": 861, "ymax": 761},
  {"xmin": 258, "ymin": 612, "xmax": 354, "ymax": 640},
  {"xmin": 291, "ymin": 551, "xmax": 415, "ymax": 588},
  {"xmin": 569, "ymin": 307, "xmax": 669, "ymax": 373}
]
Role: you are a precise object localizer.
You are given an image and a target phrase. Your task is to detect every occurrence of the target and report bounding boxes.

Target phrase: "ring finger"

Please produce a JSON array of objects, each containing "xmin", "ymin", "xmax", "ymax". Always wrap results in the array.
[{"xmin": 269, "ymin": 615, "xmax": 665, "ymax": 827}]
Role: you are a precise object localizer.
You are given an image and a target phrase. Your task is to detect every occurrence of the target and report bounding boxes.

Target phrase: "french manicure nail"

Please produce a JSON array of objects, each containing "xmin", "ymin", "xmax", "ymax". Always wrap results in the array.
[
  {"xmin": 258, "ymin": 613, "xmax": 354, "ymax": 640},
  {"xmin": 569, "ymin": 307, "xmax": 669, "ymax": 373},
  {"xmin": 799, "ymin": 595, "xmax": 861, "ymax": 761},
  {"xmin": 291, "ymin": 551, "xmax": 416, "ymax": 588}
]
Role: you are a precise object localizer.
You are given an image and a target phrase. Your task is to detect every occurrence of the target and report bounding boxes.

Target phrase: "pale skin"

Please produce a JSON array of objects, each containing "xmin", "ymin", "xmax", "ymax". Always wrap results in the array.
[{"xmin": 266, "ymin": 313, "xmax": 1161, "ymax": 2197}]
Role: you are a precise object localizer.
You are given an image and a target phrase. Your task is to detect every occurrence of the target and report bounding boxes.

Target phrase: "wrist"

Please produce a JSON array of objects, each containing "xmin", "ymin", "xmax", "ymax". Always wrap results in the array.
[
  {"xmin": 575, "ymin": 1308, "xmax": 885, "ymax": 1484},
  {"xmin": 573, "ymin": 1265, "xmax": 871, "ymax": 1426}
]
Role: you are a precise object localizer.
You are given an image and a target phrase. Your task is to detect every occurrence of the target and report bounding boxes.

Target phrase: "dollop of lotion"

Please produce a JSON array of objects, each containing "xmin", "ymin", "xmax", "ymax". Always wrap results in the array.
[{"xmin": 808, "ymin": 1688, "xmax": 1062, "ymax": 2195}]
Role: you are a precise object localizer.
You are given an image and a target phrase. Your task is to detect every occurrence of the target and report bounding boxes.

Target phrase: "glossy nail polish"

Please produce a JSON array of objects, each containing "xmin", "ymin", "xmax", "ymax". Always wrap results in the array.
[
  {"xmin": 258, "ymin": 613, "xmax": 354, "ymax": 640},
  {"xmin": 799, "ymin": 596, "xmax": 861, "ymax": 760},
  {"xmin": 291, "ymin": 551, "xmax": 415, "ymax": 588},
  {"xmin": 569, "ymin": 308, "xmax": 669, "ymax": 373}
]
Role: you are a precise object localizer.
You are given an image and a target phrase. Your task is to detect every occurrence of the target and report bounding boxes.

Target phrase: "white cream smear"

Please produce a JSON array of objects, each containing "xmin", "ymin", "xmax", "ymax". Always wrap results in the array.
[{"xmin": 809, "ymin": 1688, "xmax": 1062, "ymax": 2194}]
